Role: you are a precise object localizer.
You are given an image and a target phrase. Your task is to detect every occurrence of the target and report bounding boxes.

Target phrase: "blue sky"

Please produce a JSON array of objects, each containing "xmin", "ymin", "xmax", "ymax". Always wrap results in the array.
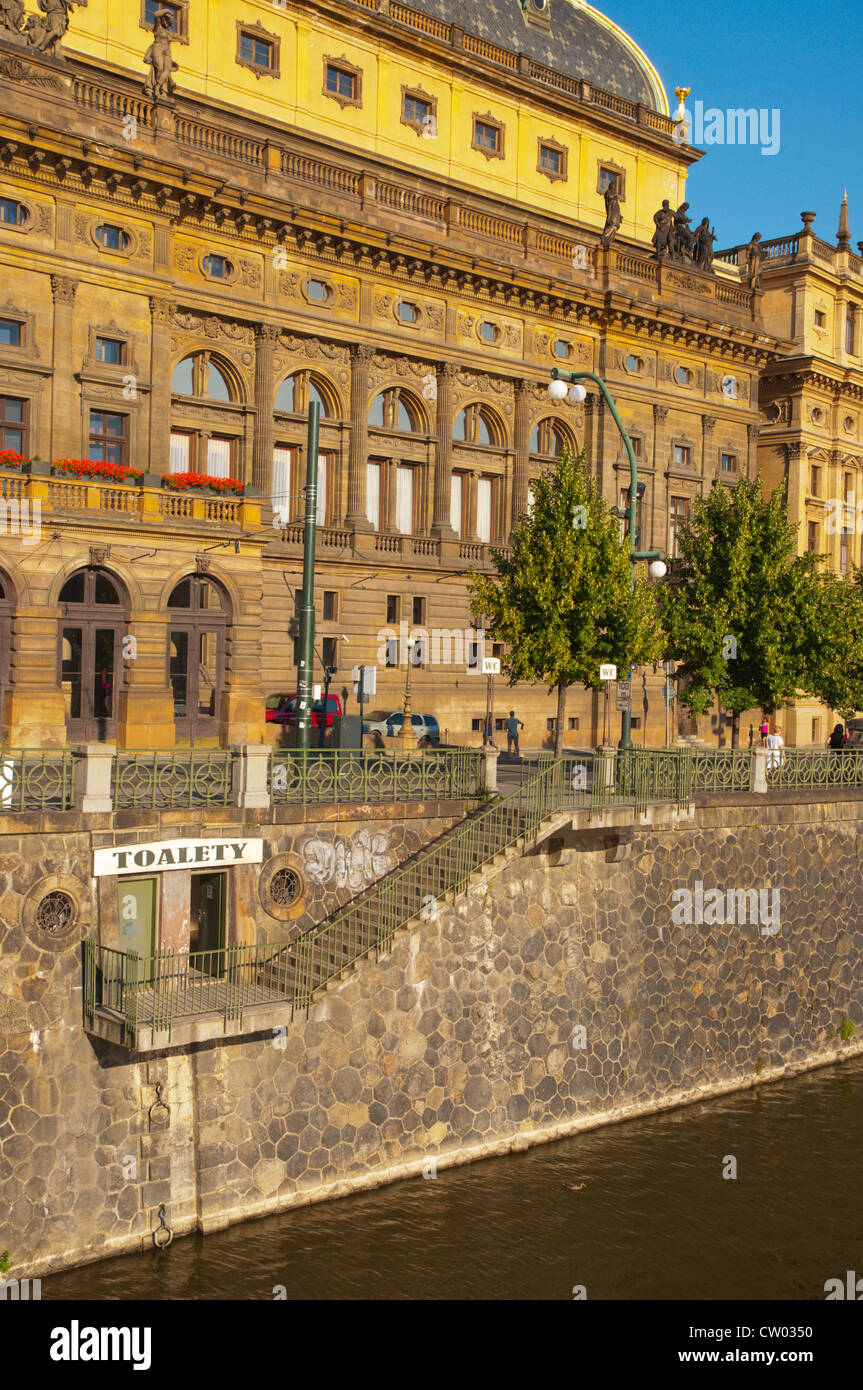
[{"xmin": 602, "ymin": 0, "xmax": 862, "ymax": 249}]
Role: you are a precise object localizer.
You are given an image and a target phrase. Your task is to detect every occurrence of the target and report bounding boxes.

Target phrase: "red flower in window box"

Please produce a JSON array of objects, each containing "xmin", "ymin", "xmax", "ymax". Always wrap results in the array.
[
  {"xmin": 162, "ymin": 471, "xmax": 244, "ymax": 494},
  {"xmin": 0, "ymin": 450, "xmax": 28, "ymax": 470},
  {"xmin": 52, "ymin": 458, "xmax": 144, "ymax": 484}
]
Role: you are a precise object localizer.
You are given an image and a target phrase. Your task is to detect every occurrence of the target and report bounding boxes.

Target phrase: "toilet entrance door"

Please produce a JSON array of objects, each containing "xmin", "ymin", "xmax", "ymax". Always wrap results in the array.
[{"xmin": 190, "ymin": 871, "xmax": 226, "ymax": 977}]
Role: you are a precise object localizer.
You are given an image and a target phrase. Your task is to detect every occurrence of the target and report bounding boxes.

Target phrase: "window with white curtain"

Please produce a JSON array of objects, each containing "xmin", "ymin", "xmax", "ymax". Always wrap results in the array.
[
  {"xmin": 272, "ymin": 445, "xmax": 293, "ymax": 523},
  {"xmin": 396, "ymin": 465, "xmax": 414, "ymax": 535},
  {"xmin": 169, "ymin": 432, "xmax": 191, "ymax": 473},
  {"xmin": 315, "ymin": 453, "xmax": 328, "ymax": 526},
  {"xmin": 207, "ymin": 436, "xmax": 232, "ymax": 477},
  {"xmin": 366, "ymin": 461, "xmax": 381, "ymax": 530},
  {"xmin": 450, "ymin": 473, "xmax": 464, "ymax": 537},
  {"xmin": 476, "ymin": 476, "xmax": 493, "ymax": 543},
  {"xmin": 527, "ymin": 482, "xmax": 535, "ymax": 516}
]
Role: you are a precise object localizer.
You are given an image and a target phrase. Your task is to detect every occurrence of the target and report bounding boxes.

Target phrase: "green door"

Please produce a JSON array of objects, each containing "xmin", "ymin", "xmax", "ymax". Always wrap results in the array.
[
  {"xmin": 195, "ymin": 871, "xmax": 226, "ymax": 977},
  {"xmin": 117, "ymin": 878, "xmax": 156, "ymax": 986}
]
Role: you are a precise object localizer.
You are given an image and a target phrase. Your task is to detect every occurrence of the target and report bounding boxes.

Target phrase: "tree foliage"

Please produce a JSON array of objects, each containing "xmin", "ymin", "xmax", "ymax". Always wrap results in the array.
[
  {"xmin": 469, "ymin": 448, "xmax": 663, "ymax": 753},
  {"xmin": 659, "ymin": 476, "xmax": 837, "ymax": 744}
]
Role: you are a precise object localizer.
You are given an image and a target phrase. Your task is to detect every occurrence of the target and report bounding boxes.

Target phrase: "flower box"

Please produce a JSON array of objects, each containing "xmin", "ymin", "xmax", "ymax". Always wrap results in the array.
[
  {"xmin": 52, "ymin": 458, "xmax": 144, "ymax": 485},
  {"xmin": 0, "ymin": 450, "xmax": 29, "ymax": 471},
  {"xmin": 161, "ymin": 471, "xmax": 244, "ymax": 495}
]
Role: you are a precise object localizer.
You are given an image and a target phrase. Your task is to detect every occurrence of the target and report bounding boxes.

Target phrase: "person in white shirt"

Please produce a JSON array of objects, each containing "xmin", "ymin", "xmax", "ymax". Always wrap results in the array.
[{"xmin": 765, "ymin": 727, "xmax": 785, "ymax": 770}]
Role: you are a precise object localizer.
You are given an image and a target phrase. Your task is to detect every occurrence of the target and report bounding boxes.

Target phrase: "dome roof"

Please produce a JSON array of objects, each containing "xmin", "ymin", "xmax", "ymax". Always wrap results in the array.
[{"xmin": 408, "ymin": 0, "xmax": 668, "ymax": 114}]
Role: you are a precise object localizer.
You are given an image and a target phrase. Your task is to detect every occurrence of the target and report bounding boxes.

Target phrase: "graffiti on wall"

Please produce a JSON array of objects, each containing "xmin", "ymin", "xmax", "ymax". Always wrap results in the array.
[{"xmin": 300, "ymin": 830, "xmax": 395, "ymax": 893}]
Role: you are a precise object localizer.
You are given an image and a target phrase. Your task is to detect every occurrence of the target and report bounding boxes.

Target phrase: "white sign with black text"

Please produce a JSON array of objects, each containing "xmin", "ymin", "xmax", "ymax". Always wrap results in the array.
[{"xmin": 93, "ymin": 838, "xmax": 264, "ymax": 878}]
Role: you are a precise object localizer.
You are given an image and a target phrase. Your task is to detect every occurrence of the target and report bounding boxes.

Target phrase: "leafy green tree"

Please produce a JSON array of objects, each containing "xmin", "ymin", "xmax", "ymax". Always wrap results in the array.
[
  {"xmin": 469, "ymin": 448, "xmax": 663, "ymax": 755},
  {"xmin": 660, "ymin": 476, "xmax": 834, "ymax": 746},
  {"xmin": 803, "ymin": 568, "xmax": 863, "ymax": 718}
]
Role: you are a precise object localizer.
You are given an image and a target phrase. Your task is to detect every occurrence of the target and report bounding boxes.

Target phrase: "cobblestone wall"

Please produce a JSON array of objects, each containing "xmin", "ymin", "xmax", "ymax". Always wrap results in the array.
[{"xmin": 3, "ymin": 798, "xmax": 863, "ymax": 1277}]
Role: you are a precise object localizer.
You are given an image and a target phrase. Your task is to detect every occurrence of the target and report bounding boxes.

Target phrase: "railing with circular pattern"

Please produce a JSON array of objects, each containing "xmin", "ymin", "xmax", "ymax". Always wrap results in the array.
[
  {"xmin": 112, "ymin": 751, "xmax": 236, "ymax": 809},
  {"xmin": 269, "ymin": 749, "xmax": 486, "ymax": 805},
  {"xmin": 0, "ymin": 751, "xmax": 76, "ymax": 811},
  {"xmin": 766, "ymin": 749, "xmax": 863, "ymax": 789}
]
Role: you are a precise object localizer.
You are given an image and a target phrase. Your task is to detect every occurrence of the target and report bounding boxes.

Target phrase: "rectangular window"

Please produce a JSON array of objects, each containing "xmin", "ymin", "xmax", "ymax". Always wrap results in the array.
[
  {"xmin": 472, "ymin": 718, "xmax": 483, "ymax": 732},
  {"xmin": 846, "ymin": 472, "xmax": 855, "ymax": 503},
  {"xmin": 526, "ymin": 482, "xmax": 536, "ymax": 517},
  {"xmin": 96, "ymin": 336, "xmax": 124, "ymax": 365},
  {"xmin": 473, "ymin": 119, "xmax": 501, "ymax": 153},
  {"xmin": 0, "ymin": 395, "xmax": 27, "ymax": 453},
  {"xmin": 0, "ymin": 319, "xmax": 22, "ymax": 347},
  {"xmin": 207, "ymin": 436, "xmax": 232, "ymax": 477},
  {"xmin": 322, "ymin": 591, "xmax": 338, "ymax": 622},
  {"xmin": 840, "ymin": 528, "xmax": 852, "ymax": 575},
  {"xmin": 322, "ymin": 636, "xmax": 338, "ymax": 671},
  {"xmin": 145, "ymin": 0, "xmax": 179, "ymax": 28},
  {"xmin": 412, "ymin": 596, "xmax": 426, "ymax": 626},
  {"xmin": 88, "ymin": 410, "xmax": 127, "ymax": 466},
  {"xmin": 170, "ymin": 431, "xmax": 192, "ymax": 474},
  {"xmin": 546, "ymin": 718, "xmax": 556, "ymax": 732},
  {"xmin": 386, "ymin": 595, "xmax": 400, "ymax": 625},
  {"xmin": 721, "ymin": 453, "xmax": 737, "ymax": 473},
  {"xmin": 450, "ymin": 471, "xmax": 466, "ymax": 537},
  {"xmin": 812, "ymin": 718, "xmax": 822, "ymax": 744},
  {"xmin": 539, "ymin": 144, "xmax": 562, "ymax": 174},
  {"xmin": 366, "ymin": 460, "xmax": 381, "ymax": 530},
  {"xmin": 396, "ymin": 464, "xmax": 414, "ymax": 535},
  {"xmin": 326, "ymin": 64, "xmax": 356, "ymax": 100},
  {"xmin": 810, "ymin": 465, "xmax": 820, "ymax": 496},
  {"xmin": 272, "ymin": 444, "xmax": 293, "ymax": 522},
  {"xmin": 240, "ymin": 32, "xmax": 273, "ymax": 69},
  {"xmin": 476, "ymin": 476, "xmax": 498, "ymax": 543},
  {"xmin": 669, "ymin": 495, "xmax": 690, "ymax": 559},
  {"xmin": 630, "ymin": 435, "xmax": 643, "ymax": 458},
  {"xmin": 807, "ymin": 521, "xmax": 818, "ymax": 552},
  {"xmin": 568, "ymin": 717, "xmax": 580, "ymax": 731},
  {"xmin": 814, "ymin": 310, "xmax": 826, "ymax": 329},
  {"xmin": 404, "ymin": 93, "xmax": 431, "ymax": 125},
  {"xmin": 316, "ymin": 452, "xmax": 329, "ymax": 526},
  {"xmin": 673, "ymin": 443, "xmax": 691, "ymax": 467}
]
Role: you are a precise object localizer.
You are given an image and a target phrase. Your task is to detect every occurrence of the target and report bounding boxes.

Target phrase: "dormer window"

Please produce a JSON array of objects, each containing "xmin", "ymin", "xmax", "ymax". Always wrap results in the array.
[{"xmin": 520, "ymin": 0, "xmax": 551, "ymax": 32}]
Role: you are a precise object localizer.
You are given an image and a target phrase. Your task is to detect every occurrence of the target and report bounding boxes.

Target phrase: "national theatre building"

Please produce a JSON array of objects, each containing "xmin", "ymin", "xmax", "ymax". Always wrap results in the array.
[{"xmin": 0, "ymin": 0, "xmax": 860, "ymax": 749}]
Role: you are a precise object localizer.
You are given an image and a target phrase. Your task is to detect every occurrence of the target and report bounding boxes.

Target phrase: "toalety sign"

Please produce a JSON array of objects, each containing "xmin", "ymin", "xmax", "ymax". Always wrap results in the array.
[{"xmin": 93, "ymin": 837, "xmax": 264, "ymax": 878}]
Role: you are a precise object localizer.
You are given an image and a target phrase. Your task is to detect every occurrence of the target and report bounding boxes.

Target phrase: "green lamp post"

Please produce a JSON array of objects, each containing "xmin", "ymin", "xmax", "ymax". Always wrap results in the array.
[{"xmin": 548, "ymin": 369, "xmax": 667, "ymax": 750}]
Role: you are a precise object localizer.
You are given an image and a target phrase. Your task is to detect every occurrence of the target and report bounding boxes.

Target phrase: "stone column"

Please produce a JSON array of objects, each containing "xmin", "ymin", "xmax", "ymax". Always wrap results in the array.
[
  {"xmin": 510, "ymin": 377, "xmax": 532, "ymax": 532},
  {"xmin": 784, "ymin": 441, "xmax": 806, "ymax": 555},
  {"xmin": 252, "ymin": 323, "xmax": 280, "ymax": 497},
  {"xmin": 149, "ymin": 297, "xmax": 173, "ymax": 477},
  {"xmin": 346, "ymin": 343, "xmax": 375, "ymax": 530},
  {"xmin": 747, "ymin": 422, "xmax": 760, "ymax": 478},
  {"xmin": 702, "ymin": 415, "xmax": 716, "ymax": 478},
  {"xmin": 653, "ymin": 404, "xmax": 668, "ymax": 474},
  {"xmin": 432, "ymin": 361, "xmax": 458, "ymax": 537},
  {"xmin": 50, "ymin": 275, "xmax": 78, "ymax": 461}
]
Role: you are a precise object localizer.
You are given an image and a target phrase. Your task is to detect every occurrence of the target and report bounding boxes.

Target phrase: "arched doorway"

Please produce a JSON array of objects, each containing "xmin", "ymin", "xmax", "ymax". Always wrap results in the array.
[
  {"xmin": 168, "ymin": 576, "xmax": 228, "ymax": 741},
  {"xmin": 59, "ymin": 568, "xmax": 126, "ymax": 741}
]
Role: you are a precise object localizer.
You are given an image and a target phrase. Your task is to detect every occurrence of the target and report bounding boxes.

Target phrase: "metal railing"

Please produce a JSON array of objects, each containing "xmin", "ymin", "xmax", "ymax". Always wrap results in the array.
[
  {"xmin": 268, "ymin": 748, "xmax": 485, "ymax": 805},
  {"xmin": 766, "ymin": 749, "xmax": 863, "ymax": 789},
  {"xmin": 690, "ymin": 749, "xmax": 755, "ymax": 793},
  {"xmin": 113, "ymin": 752, "xmax": 235, "ymax": 809},
  {"xmin": 84, "ymin": 752, "xmax": 695, "ymax": 1044},
  {"xmin": 0, "ymin": 751, "xmax": 76, "ymax": 811}
]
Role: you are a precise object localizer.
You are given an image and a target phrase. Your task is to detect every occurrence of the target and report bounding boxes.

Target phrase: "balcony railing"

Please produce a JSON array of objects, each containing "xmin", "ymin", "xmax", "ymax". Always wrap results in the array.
[{"xmin": 0, "ymin": 470, "xmax": 261, "ymax": 531}]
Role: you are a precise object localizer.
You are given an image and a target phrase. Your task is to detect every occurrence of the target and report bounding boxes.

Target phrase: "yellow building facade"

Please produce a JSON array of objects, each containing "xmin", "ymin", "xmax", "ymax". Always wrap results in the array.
[{"xmin": 0, "ymin": 0, "xmax": 791, "ymax": 749}]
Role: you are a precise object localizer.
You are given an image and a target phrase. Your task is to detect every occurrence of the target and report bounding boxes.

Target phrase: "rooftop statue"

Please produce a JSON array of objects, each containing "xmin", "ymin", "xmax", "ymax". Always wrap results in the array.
[
  {"xmin": 652, "ymin": 199, "xmax": 717, "ymax": 273},
  {"xmin": 600, "ymin": 179, "xmax": 622, "ymax": 248},
  {"xmin": 23, "ymin": 0, "xmax": 74, "ymax": 56},
  {"xmin": 0, "ymin": 0, "xmax": 25, "ymax": 39},
  {"xmin": 745, "ymin": 233, "xmax": 764, "ymax": 290},
  {"xmin": 144, "ymin": 8, "xmax": 178, "ymax": 101}
]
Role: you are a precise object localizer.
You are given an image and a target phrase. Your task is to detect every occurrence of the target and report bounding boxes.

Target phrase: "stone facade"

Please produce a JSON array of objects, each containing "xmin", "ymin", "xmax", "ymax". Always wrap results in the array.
[{"xmin": 2, "ymin": 795, "xmax": 862, "ymax": 1278}]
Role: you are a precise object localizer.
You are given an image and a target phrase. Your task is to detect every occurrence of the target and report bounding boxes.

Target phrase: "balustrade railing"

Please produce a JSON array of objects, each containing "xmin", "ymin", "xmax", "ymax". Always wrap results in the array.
[
  {"xmin": 766, "ymin": 749, "xmax": 863, "ymax": 789},
  {"xmin": 0, "ymin": 751, "xmax": 76, "ymax": 812},
  {"xmin": 113, "ymin": 751, "xmax": 236, "ymax": 809},
  {"xmin": 269, "ymin": 748, "xmax": 485, "ymax": 805}
]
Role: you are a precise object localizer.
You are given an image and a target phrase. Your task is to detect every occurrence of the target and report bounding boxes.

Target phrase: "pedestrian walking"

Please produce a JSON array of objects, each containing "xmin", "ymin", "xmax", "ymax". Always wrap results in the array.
[
  {"xmin": 827, "ymin": 722, "xmax": 847, "ymax": 780},
  {"xmin": 504, "ymin": 710, "xmax": 524, "ymax": 757},
  {"xmin": 759, "ymin": 718, "xmax": 769, "ymax": 745},
  {"xmin": 765, "ymin": 726, "xmax": 784, "ymax": 771}
]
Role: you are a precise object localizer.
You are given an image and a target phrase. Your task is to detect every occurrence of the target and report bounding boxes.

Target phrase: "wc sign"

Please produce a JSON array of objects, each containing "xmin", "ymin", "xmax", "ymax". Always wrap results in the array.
[{"xmin": 93, "ymin": 837, "xmax": 264, "ymax": 877}]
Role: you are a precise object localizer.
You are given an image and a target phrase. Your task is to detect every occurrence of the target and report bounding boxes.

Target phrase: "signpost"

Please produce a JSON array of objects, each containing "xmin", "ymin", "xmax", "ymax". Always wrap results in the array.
[
  {"xmin": 616, "ymin": 678, "xmax": 632, "ymax": 712},
  {"xmin": 599, "ymin": 664, "xmax": 617, "ymax": 744},
  {"xmin": 483, "ymin": 656, "xmax": 500, "ymax": 746}
]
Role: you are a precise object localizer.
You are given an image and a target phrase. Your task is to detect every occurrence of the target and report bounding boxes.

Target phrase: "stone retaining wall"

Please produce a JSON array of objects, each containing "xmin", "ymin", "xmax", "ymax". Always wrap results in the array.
[{"xmin": 3, "ymin": 796, "xmax": 863, "ymax": 1277}]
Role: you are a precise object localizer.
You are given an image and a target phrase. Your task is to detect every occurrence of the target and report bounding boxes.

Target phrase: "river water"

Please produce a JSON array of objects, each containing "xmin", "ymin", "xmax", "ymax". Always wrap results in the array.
[{"xmin": 47, "ymin": 1056, "xmax": 862, "ymax": 1301}]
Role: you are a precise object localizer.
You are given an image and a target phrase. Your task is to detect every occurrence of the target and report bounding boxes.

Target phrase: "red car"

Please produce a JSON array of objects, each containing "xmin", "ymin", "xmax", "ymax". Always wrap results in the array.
[{"xmin": 265, "ymin": 692, "xmax": 342, "ymax": 727}]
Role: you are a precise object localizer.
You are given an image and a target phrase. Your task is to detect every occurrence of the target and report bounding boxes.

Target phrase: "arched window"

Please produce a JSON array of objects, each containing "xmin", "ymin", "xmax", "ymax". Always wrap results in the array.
[
  {"xmin": 171, "ymin": 353, "xmax": 232, "ymax": 402},
  {"xmin": 59, "ymin": 568, "xmax": 126, "ymax": 741},
  {"xmin": 168, "ymin": 576, "xmax": 228, "ymax": 741},
  {"xmin": 453, "ymin": 404, "xmax": 501, "ymax": 447},
  {"xmin": 275, "ymin": 372, "xmax": 329, "ymax": 417},
  {"xmin": 530, "ymin": 418, "xmax": 572, "ymax": 457},
  {"xmin": 369, "ymin": 388, "xmax": 421, "ymax": 433}
]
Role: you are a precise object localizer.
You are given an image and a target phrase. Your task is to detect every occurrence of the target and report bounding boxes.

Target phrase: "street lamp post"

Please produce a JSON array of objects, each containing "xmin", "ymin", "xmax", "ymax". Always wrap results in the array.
[
  {"xmin": 295, "ymin": 401, "xmax": 320, "ymax": 753},
  {"xmin": 399, "ymin": 636, "xmax": 418, "ymax": 749},
  {"xmin": 548, "ymin": 369, "xmax": 666, "ymax": 750}
]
